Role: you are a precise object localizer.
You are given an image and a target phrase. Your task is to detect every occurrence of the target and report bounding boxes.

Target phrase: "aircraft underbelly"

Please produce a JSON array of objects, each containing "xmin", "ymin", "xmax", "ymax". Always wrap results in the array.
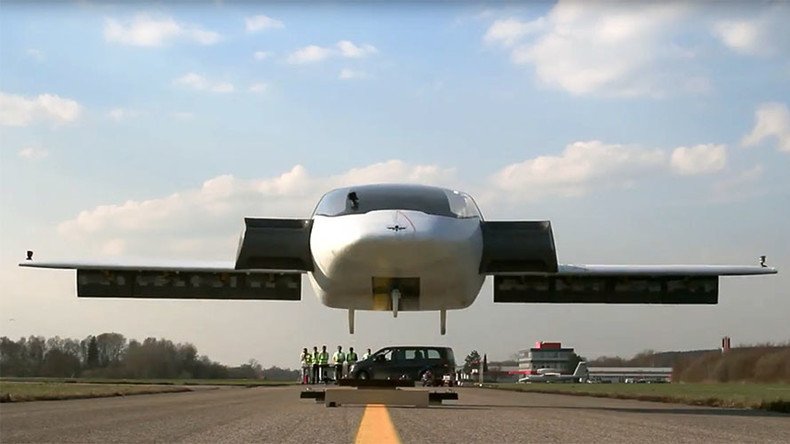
[{"xmin": 308, "ymin": 211, "xmax": 484, "ymax": 311}]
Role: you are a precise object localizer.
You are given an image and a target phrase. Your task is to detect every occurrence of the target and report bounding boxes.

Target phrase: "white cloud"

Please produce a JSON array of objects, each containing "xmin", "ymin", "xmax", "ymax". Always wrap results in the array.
[
  {"xmin": 104, "ymin": 15, "xmax": 220, "ymax": 47},
  {"xmin": 101, "ymin": 239, "xmax": 127, "ymax": 256},
  {"xmin": 57, "ymin": 161, "xmax": 455, "ymax": 256},
  {"xmin": 492, "ymin": 140, "xmax": 730, "ymax": 200},
  {"xmin": 483, "ymin": 17, "xmax": 545, "ymax": 47},
  {"xmin": 253, "ymin": 51, "xmax": 273, "ymax": 61},
  {"xmin": 248, "ymin": 83, "xmax": 268, "ymax": 93},
  {"xmin": 713, "ymin": 20, "xmax": 762, "ymax": 55},
  {"xmin": 339, "ymin": 68, "xmax": 367, "ymax": 80},
  {"xmin": 173, "ymin": 73, "xmax": 234, "ymax": 93},
  {"xmin": 336, "ymin": 40, "xmax": 377, "ymax": 58},
  {"xmin": 742, "ymin": 102, "xmax": 790, "ymax": 153},
  {"xmin": 0, "ymin": 91, "xmax": 82, "ymax": 127},
  {"xmin": 492, "ymin": 141, "xmax": 666, "ymax": 198},
  {"xmin": 287, "ymin": 41, "xmax": 378, "ymax": 64},
  {"xmin": 670, "ymin": 144, "xmax": 727, "ymax": 175},
  {"xmin": 245, "ymin": 15, "xmax": 284, "ymax": 33},
  {"xmin": 17, "ymin": 147, "xmax": 49, "ymax": 160},
  {"xmin": 485, "ymin": 2, "xmax": 706, "ymax": 97},
  {"xmin": 287, "ymin": 45, "xmax": 334, "ymax": 64},
  {"xmin": 107, "ymin": 108, "xmax": 141, "ymax": 122},
  {"xmin": 712, "ymin": 5, "xmax": 790, "ymax": 57}
]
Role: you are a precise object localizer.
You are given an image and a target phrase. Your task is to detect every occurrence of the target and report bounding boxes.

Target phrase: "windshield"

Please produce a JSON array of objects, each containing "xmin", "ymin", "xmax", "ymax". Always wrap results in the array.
[{"xmin": 313, "ymin": 184, "xmax": 482, "ymax": 219}]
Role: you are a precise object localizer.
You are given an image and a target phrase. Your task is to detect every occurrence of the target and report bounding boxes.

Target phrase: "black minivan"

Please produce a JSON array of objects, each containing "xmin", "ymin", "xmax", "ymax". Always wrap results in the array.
[{"xmin": 349, "ymin": 346, "xmax": 455, "ymax": 384}]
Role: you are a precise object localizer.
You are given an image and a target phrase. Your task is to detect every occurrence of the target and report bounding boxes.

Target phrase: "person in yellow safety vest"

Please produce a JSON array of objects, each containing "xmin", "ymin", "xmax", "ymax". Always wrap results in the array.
[
  {"xmin": 300, "ymin": 348, "xmax": 312, "ymax": 384},
  {"xmin": 311, "ymin": 346, "xmax": 320, "ymax": 384},
  {"xmin": 345, "ymin": 347, "xmax": 358, "ymax": 378},
  {"xmin": 362, "ymin": 348, "xmax": 372, "ymax": 360},
  {"xmin": 317, "ymin": 345, "xmax": 330, "ymax": 383},
  {"xmin": 332, "ymin": 346, "xmax": 345, "ymax": 382}
]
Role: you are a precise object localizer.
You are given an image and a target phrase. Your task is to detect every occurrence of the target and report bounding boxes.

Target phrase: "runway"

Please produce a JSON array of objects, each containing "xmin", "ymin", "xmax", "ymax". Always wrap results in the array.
[{"xmin": 1, "ymin": 385, "xmax": 788, "ymax": 443}]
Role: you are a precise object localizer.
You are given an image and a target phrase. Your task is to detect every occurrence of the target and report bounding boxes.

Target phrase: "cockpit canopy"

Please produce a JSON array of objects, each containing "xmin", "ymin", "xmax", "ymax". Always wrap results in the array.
[{"xmin": 313, "ymin": 184, "xmax": 482, "ymax": 219}]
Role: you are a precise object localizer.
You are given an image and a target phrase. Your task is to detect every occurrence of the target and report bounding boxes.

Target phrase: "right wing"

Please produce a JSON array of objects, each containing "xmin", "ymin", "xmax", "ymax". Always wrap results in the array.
[
  {"xmin": 478, "ymin": 220, "xmax": 778, "ymax": 305},
  {"xmin": 492, "ymin": 263, "xmax": 777, "ymax": 305}
]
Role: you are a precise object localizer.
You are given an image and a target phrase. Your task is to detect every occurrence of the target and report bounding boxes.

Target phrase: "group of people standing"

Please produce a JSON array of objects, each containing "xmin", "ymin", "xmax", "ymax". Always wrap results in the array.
[{"xmin": 300, "ymin": 345, "xmax": 372, "ymax": 384}]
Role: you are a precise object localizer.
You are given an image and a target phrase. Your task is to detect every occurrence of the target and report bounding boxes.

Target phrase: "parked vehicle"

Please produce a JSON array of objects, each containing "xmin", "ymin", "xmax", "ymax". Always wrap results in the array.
[{"xmin": 349, "ymin": 346, "xmax": 455, "ymax": 385}]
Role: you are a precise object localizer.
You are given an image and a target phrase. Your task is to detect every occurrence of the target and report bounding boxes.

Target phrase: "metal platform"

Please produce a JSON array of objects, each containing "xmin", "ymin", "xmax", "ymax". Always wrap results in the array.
[
  {"xmin": 336, "ymin": 379, "xmax": 415, "ymax": 388},
  {"xmin": 300, "ymin": 379, "xmax": 458, "ymax": 407}
]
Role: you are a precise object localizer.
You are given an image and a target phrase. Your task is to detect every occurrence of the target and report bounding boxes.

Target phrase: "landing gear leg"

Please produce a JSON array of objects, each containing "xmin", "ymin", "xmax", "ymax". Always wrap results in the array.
[
  {"xmin": 348, "ymin": 309, "xmax": 355, "ymax": 334},
  {"xmin": 391, "ymin": 289, "xmax": 401, "ymax": 318},
  {"xmin": 440, "ymin": 309, "xmax": 446, "ymax": 335}
]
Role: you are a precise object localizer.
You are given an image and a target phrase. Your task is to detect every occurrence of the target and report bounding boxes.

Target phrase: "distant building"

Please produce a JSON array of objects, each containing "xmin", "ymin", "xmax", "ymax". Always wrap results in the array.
[
  {"xmin": 518, "ymin": 341, "xmax": 576, "ymax": 375},
  {"xmin": 509, "ymin": 341, "xmax": 673, "ymax": 382},
  {"xmin": 587, "ymin": 367, "xmax": 672, "ymax": 383}
]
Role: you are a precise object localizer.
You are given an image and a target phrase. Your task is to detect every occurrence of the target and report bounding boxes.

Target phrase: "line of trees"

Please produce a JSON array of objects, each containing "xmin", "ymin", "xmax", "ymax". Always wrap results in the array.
[
  {"xmin": 0, "ymin": 333, "xmax": 296, "ymax": 380},
  {"xmin": 588, "ymin": 349, "xmax": 668, "ymax": 367},
  {"xmin": 673, "ymin": 344, "xmax": 790, "ymax": 383},
  {"xmin": 589, "ymin": 343, "xmax": 790, "ymax": 383}
]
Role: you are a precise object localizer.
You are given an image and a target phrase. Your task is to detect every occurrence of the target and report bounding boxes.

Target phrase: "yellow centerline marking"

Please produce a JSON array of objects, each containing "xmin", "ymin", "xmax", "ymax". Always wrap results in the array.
[{"xmin": 354, "ymin": 404, "xmax": 401, "ymax": 444}]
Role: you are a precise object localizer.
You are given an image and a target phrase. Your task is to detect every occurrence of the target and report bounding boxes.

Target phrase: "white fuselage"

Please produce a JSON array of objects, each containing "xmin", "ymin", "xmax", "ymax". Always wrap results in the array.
[{"xmin": 308, "ymin": 210, "xmax": 485, "ymax": 311}]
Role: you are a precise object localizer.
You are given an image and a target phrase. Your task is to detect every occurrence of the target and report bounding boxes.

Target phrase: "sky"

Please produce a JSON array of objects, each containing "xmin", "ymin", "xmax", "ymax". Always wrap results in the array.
[{"xmin": 1, "ymin": 1, "xmax": 788, "ymax": 368}]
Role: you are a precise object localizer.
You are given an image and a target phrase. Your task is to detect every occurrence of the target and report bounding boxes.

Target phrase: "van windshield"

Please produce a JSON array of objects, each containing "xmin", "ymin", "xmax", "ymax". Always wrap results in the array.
[{"xmin": 313, "ymin": 184, "xmax": 481, "ymax": 219}]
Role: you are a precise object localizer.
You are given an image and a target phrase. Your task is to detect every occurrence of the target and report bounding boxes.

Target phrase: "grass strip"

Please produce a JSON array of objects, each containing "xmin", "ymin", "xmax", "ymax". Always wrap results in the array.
[
  {"xmin": 0, "ymin": 382, "xmax": 191, "ymax": 403},
  {"xmin": 485, "ymin": 383, "xmax": 790, "ymax": 413}
]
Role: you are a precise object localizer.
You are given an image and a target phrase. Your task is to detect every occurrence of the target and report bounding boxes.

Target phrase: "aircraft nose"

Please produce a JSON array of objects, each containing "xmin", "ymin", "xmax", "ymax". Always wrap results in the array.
[
  {"xmin": 360, "ymin": 210, "xmax": 442, "ymax": 245},
  {"xmin": 340, "ymin": 210, "xmax": 478, "ymax": 265}
]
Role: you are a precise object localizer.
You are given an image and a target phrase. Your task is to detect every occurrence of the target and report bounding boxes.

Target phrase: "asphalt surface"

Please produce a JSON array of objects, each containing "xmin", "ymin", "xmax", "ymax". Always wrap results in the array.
[{"xmin": 1, "ymin": 385, "xmax": 788, "ymax": 443}]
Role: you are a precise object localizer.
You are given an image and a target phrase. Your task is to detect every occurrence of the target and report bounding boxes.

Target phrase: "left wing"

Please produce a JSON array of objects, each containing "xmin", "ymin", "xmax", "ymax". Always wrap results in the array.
[
  {"xmin": 19, "ymin": 258, "xmax": 240, "ymax": 273},
  {"xmin": 492, "ymin": 263, "xmax": 777, "ymax": 305},
  {"xmin": 18, "ymin": 217, "xmax": 314, "ymax": 301},
  {"xmin": 19, "ymin": 258, "xmax": 303, "ymax": 301}
]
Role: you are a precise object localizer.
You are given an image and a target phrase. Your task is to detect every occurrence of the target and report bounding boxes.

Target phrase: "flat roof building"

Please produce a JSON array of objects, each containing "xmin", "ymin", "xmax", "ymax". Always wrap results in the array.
[{"xmin": 518, "ymin": 341, "xmax": 576, "ymax": 375}]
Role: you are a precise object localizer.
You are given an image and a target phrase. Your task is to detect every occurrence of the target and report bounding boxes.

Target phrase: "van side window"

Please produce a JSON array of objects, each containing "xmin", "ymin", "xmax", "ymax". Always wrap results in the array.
[
  {"xmin": 392, "ymin": 349, "xmax": 405, "ymax": 362},
  {"xmin": 375, "ymin": 349, "xmax": 393, "ymax": 362},
  {"xmin": 427, "ymin": 349, "xmax": 441, "ymax": 359}
]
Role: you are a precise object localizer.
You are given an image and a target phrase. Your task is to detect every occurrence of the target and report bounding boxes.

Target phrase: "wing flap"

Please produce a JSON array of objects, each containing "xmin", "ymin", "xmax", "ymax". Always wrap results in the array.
[
  {"xmin": 492, "ymin": 263, "xmax": 776, "ymax": 305},
  {"xmin": 479, "ymin": 221, "xmax": 558, "ymax": 273},
  {"xmin": 494, "ymin": 274, "xmax": 719, "ymax": 304},
  {"xmin": 235, "ymin": 218, "xmax": 313, "ymax": 271},
  {"xmin": 76, "ymin": 269, "xmax": 300, "ymax": 300}
]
